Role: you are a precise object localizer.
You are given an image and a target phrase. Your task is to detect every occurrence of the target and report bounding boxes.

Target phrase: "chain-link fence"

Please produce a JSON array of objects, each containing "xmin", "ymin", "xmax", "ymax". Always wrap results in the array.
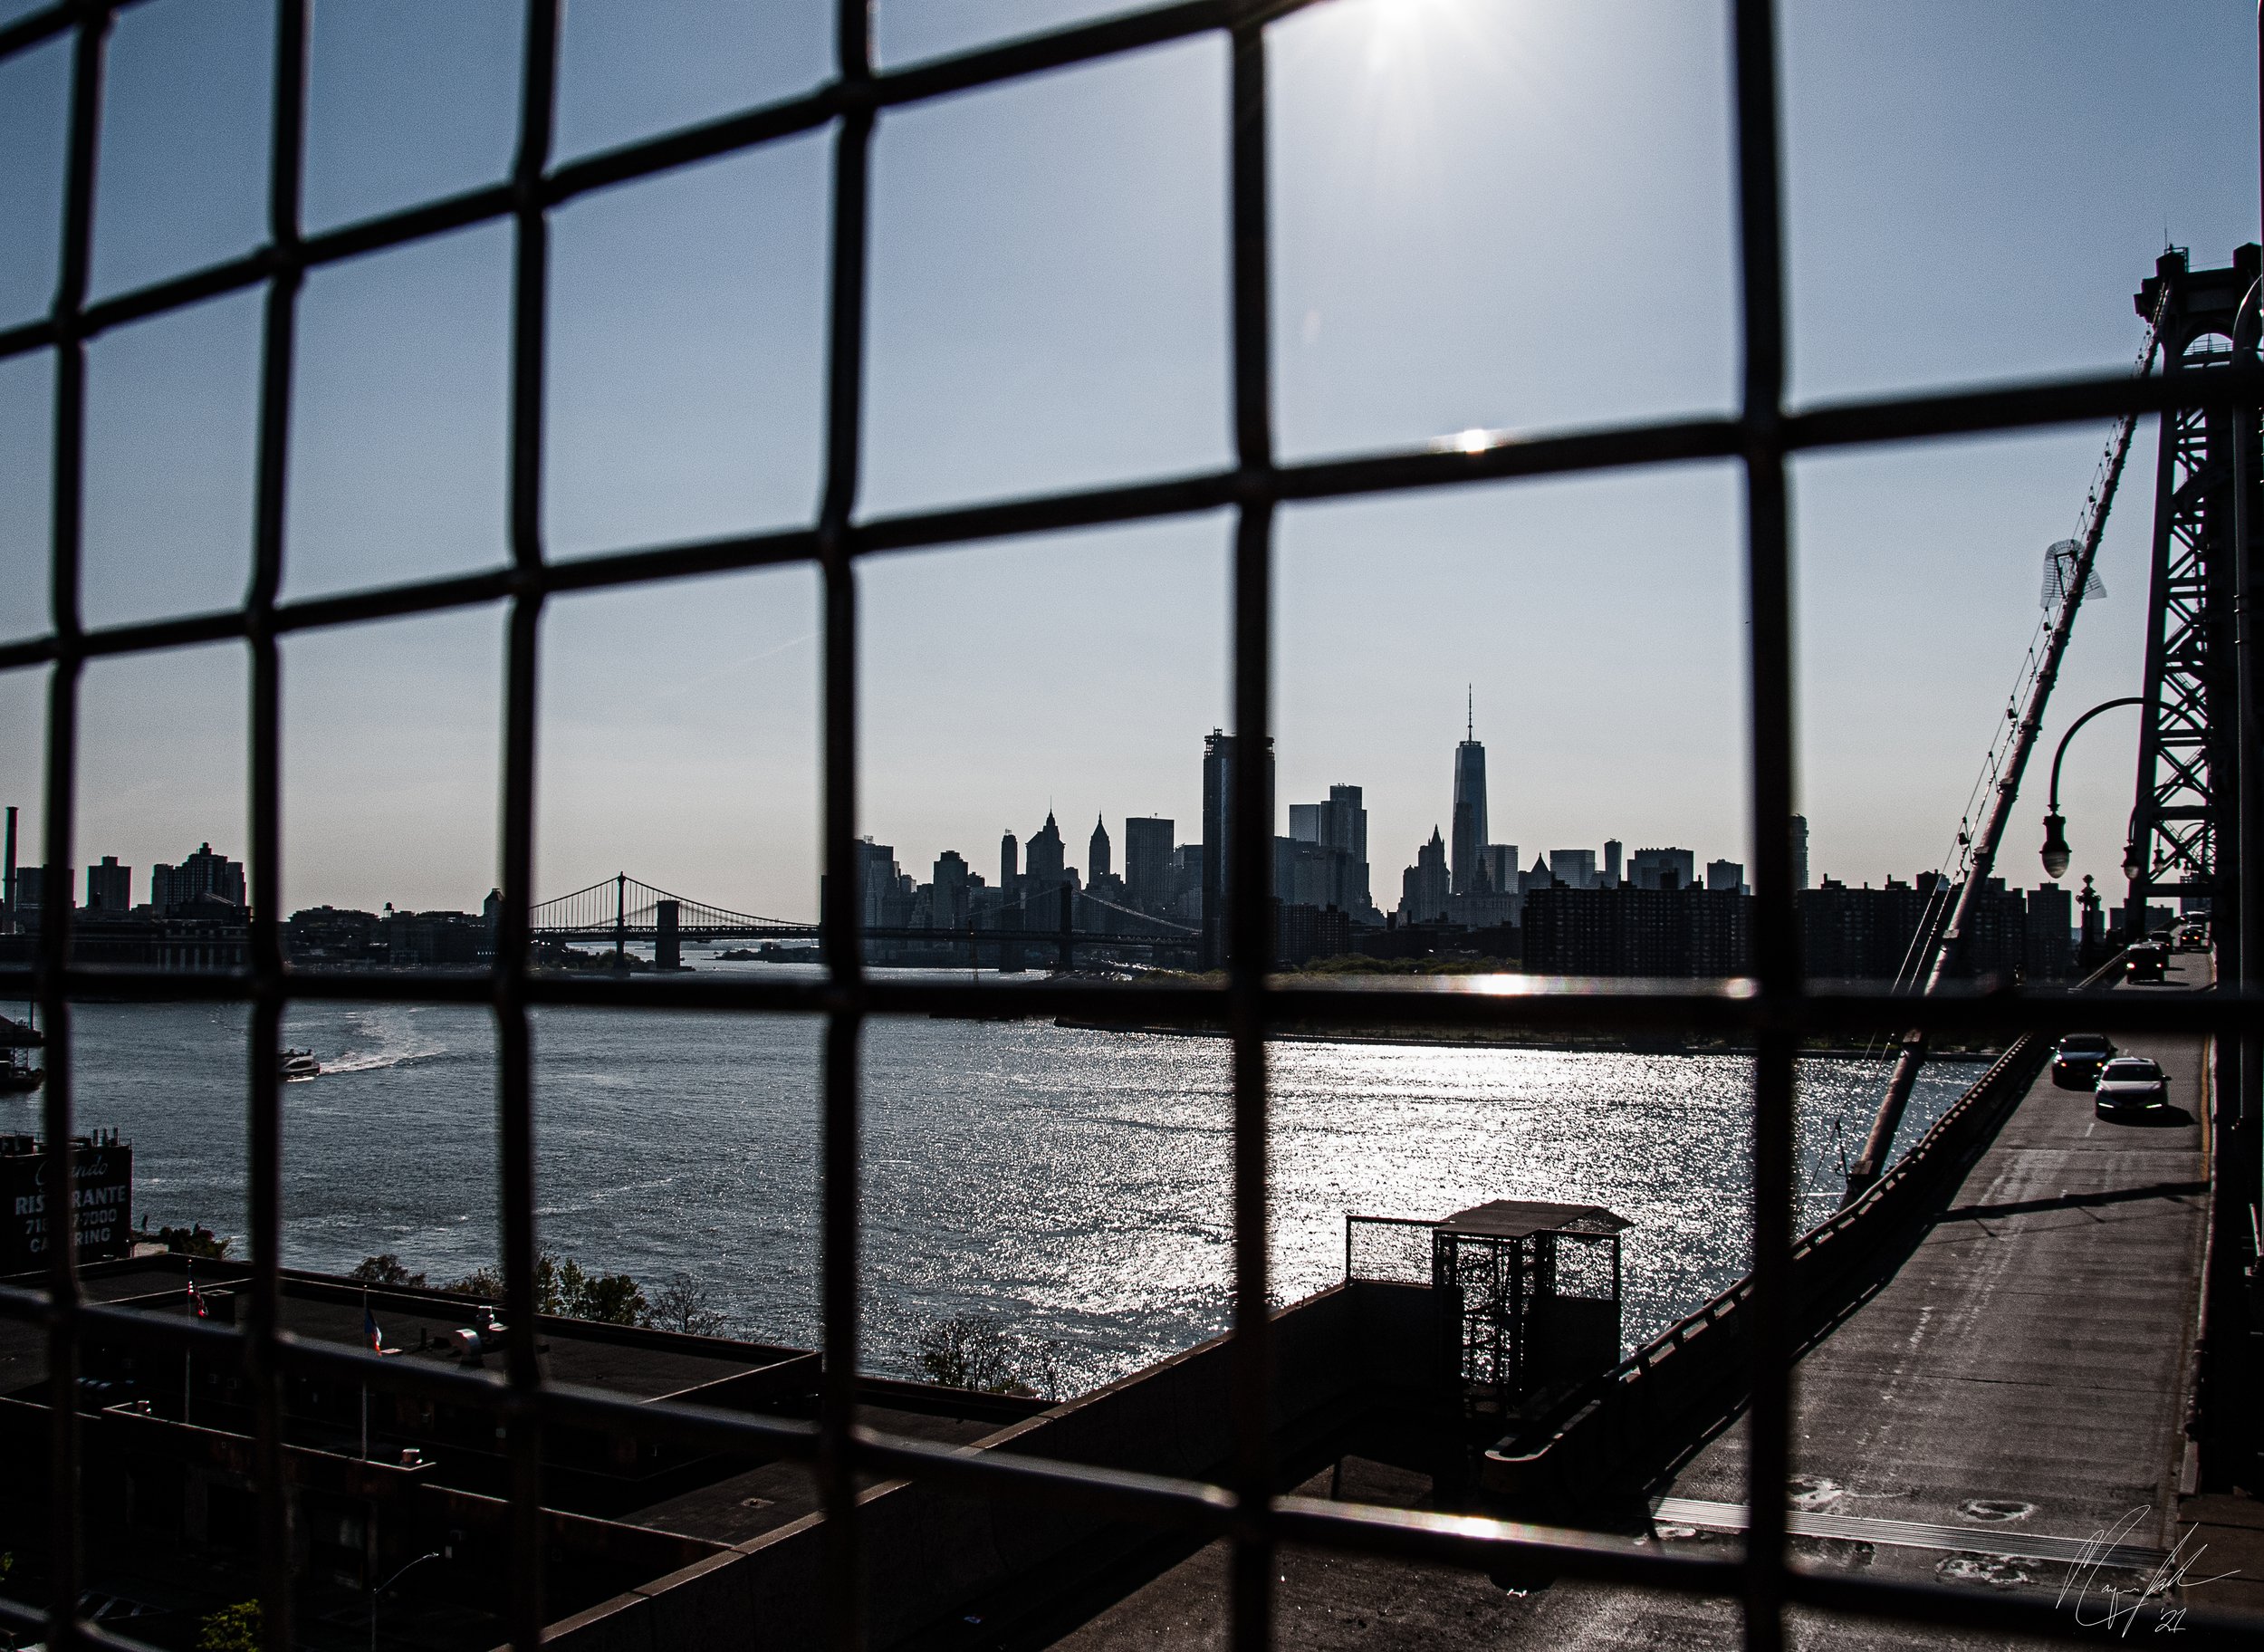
[{"xmin": 0, "ymin": 2, "xmax": 2258, "ymax": 1649}]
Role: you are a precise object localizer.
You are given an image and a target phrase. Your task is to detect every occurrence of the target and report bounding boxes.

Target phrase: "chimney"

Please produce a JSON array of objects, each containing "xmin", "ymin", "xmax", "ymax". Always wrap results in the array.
[{"xmin": 3, "ymin": 805, "xmax": 14, "ymax": 936}]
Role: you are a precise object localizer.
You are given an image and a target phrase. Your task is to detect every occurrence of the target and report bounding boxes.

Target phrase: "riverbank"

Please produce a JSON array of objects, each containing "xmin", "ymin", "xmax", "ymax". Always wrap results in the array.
[{"xmin": 1051, "ymin": 1016, "xmax": 2001, "ymax": 1062}]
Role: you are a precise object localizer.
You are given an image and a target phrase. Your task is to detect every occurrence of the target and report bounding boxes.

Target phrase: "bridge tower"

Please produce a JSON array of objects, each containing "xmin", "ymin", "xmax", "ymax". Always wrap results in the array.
[
  {"xmin": 2125, "ymin": 246, "xmax": 2259, "ymax": 932},
  {"xmin": 2126, "ymin": 246, "xmax": 2263, "ymax": 1492}
]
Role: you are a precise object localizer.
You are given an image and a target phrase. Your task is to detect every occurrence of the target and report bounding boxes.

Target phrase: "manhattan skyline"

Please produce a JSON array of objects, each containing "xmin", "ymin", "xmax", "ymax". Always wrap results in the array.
[{"xmin": 0, "ymin": 1, "xmax": 2254, "ymax": 918}]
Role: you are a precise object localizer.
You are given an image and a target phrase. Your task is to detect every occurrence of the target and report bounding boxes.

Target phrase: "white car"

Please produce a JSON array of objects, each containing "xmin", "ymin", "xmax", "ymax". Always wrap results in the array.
[{"xmin": 2094, "ymin": 1056, "xmax": 2171, "ymax": 1119}]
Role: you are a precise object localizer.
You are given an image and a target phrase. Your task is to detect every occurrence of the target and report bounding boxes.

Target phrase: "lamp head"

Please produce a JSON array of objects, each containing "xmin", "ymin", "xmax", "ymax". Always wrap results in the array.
[
  {"xmin": 2039, "ymin": 812, "xmax": 2070, "ymax": 879},
  {"xmin": 2122, "ymin": 838, "xmax": 2147, "ymax": 882}
]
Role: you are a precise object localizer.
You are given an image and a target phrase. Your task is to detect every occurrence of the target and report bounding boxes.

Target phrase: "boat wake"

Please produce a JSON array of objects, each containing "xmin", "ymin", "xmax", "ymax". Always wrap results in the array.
[{"xmin": 323, "ymin": 1045, "xmax": 441, "ymax": 1075}]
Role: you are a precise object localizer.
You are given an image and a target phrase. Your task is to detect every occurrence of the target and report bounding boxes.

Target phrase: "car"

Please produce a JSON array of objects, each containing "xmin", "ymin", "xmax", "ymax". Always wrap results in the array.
[
  {"xmin": 2051, "ymin": 1032, "xmax": 2115, "ymax": 1090},
  {"xmin": 2094, "ymin": 1055, "xmax": 2172, "ymax": 1119},
  {"xmin": 2176, "ymin": 925, "xmax": 2209, "ymax": 953},
  {"xmin": 2125, "ymin": 944, "xmax": 2168, "ymax": 983}
]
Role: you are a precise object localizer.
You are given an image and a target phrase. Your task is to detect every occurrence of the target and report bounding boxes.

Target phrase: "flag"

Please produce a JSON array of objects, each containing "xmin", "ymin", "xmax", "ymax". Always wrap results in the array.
[{"xmin": 364, "ymin": 1290, "xmax": 382, "ymax": 1353}]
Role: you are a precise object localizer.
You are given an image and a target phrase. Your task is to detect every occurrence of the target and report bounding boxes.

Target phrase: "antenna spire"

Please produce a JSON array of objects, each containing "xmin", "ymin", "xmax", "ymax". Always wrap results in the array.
[{"xmin": 1466, "ymin": 685, "xmax": 1473, "ymax": 743}]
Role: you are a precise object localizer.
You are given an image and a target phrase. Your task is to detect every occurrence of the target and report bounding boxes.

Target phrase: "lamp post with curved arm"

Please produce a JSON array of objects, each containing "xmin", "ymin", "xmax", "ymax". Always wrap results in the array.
[
  {"xmin": 2040, "ymin": 696, "xmax": 2146, "ymax": 882},
  {"xmin": 369, "ymin": 1551, "xmax": 443, "ymax": 1652}
]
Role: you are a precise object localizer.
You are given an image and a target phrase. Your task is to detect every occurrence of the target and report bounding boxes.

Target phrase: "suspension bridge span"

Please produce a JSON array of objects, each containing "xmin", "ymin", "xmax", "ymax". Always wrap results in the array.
[{"xmin": 529, "ymin": 873, "xmax": 1200, "ymax": 970}]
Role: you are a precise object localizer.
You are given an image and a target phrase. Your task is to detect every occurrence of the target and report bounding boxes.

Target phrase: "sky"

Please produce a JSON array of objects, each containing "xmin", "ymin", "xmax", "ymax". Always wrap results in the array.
[{"xmin": 0, "ymin": 0, "xmax": 2256, "ymax": 921}]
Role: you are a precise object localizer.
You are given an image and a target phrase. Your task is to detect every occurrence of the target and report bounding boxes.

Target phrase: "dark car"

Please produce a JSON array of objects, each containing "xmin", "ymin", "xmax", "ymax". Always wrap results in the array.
[
  {"xmin": 2051, "ymin": 1032, "xmax": 2115, "ymax": 1090},
  {"xmin": 2094, "ymin": 1055, "xmax": 2171, "ymax": 1119},
  {"xmin": 2125, "ymin": 944, "xmax": 2168, "ymax": 983}
]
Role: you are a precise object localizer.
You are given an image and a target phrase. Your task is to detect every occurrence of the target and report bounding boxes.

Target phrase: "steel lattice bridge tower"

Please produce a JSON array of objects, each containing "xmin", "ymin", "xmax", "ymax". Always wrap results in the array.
[{"xmin": 2127, "ymin": 245, "xmax": 2263, "ymax": 926}]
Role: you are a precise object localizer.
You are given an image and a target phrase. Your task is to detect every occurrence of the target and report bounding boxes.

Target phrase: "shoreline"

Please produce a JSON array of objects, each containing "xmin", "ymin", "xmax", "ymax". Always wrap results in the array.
[{"xmin": 1050, "ymin": 1017, "xmax": 2001, "ymax": 1061}]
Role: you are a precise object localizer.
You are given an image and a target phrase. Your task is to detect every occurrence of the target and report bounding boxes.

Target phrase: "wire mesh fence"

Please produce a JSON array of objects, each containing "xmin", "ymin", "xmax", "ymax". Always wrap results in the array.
[{"xmin": 0, "ymin": 2, "xmax": 2259, "ymax": 1649}]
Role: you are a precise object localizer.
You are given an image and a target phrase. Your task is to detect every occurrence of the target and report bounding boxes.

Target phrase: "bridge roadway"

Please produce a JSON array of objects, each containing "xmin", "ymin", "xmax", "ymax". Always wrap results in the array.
[{"xmin": 1047, "ymin": 953, "xmax": 2215, "ymax": 1649}]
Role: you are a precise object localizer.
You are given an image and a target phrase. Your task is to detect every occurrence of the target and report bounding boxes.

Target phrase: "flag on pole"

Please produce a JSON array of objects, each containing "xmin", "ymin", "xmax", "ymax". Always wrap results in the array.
[{"xmin": 364, "ymin": 1289, "xmax": 383, "ymax": 1353}]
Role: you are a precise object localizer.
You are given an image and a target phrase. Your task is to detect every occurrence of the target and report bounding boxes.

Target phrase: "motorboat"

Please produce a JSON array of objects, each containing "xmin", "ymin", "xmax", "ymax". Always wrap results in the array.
[{"xmin": 281, "ymin": 1049, "xmax": 321, "ymax": 1082}]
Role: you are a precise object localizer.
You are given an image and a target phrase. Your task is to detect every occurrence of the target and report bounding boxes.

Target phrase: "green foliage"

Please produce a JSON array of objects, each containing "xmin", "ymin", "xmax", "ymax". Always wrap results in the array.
[
  {"xmin": 1292, "ymin": 953, "xmax": 1508, "ymax": 975},
  {"xmin": 444, "ymin": 1265, "xmax": 505, "ymax": 1299},
  {"xmin": 141, "ymin": 1218, "xmax": 232, "ymax": 1258},
  {"xmin": 350, "ymin": 1253, "xmax": 427, "ymax": 1288},
  {"xmin": 195, "ymin": 1599, "xmax": 261, "ymax": 1652},
  {"xmin": 441, "ymin": 1254, "xmax": 650, "ymax": 1325},
  {"xmin": 556, "ymin": 1257, "xmax": 648, "ymax": 1326}
]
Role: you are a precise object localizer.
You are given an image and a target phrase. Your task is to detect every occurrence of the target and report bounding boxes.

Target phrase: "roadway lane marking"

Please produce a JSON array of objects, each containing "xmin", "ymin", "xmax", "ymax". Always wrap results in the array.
[{"xmin": 1651, "ymin": 1496, "xmax": 2166, "ymax": 1570}]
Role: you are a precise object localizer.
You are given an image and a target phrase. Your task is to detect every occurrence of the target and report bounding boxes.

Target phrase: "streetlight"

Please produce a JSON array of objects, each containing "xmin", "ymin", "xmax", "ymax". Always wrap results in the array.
[
  {"xmin": 369, "ymin": 1551, "xmax": 442, "ymax": 1652},
  {"xmin": 2040, "ymin": 696, "xmax": 2145, "ymax": 879}
]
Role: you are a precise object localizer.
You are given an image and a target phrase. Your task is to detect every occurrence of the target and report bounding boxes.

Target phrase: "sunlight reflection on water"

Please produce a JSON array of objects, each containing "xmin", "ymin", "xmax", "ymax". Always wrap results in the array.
[{"xmin": 56, "ymin": 977, "xmax": 1972, "ymax": 1391}]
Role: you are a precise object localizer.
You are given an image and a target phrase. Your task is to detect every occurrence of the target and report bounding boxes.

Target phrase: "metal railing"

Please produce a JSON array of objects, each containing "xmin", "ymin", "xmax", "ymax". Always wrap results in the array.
[{"xmin": 0, "ymin": 3, "xmax": 2259, "ymax": 1650}]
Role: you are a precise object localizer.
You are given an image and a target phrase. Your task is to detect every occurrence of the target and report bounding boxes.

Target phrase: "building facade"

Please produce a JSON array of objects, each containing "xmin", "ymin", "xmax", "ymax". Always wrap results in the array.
[
  {"xmin": 85, "ymin": 856, "xmax": 131, "ymax": 913},
  {"xmin": 150, "ymin": 843, "xmax": 245, "ymax": 916},
  {"xmin": 1123, "ymin": 817, "xmax": 1175, "ymax": 915}
]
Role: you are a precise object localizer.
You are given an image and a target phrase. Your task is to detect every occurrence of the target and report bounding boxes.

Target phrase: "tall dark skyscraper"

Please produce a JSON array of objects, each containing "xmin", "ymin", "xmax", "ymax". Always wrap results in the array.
[
  {"xmin": 1088, "ymin": 816, "xmax": 1111, "ymax": 883},
  {"xmin": 1024, "ymin": 812, "xmax": 1066, "ymax": 886},
  {"xmin": 1201, "ymin": 729, "xmax": 1274, "ymax": 967},
  {"xmin": 1450, "ymin": 692, "xmax": 1488, "ymax": 898},
  {"xmin": 85, "ymin": 856, "xmax": 131, "ymax": 912},
  {"xmin": 1123, "ymin": 817, "xmax": 1175, "ymax": 913},
  {"xmin": 1000, "ymin": 831, "xmax": 1019, "ymax": 895}
]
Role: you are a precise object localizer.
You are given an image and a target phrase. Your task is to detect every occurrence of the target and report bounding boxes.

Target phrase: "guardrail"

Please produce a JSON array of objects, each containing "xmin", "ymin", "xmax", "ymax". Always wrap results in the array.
[{"xmin": 1480, "ymin": 1028, "xmax": 2057, "ymax": 1513}]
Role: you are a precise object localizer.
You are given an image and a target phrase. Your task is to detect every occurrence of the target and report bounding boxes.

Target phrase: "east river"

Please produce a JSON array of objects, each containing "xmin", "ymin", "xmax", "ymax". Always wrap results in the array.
[{"xmin": 28, "ymin": 963, "xmax": 1972, "ymax": 1393}]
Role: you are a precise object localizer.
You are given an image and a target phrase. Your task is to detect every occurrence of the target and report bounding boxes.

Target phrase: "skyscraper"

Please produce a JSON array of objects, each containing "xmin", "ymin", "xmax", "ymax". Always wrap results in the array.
[
  {"xmin": 1000, "ymin": 831, "xmax": 1019, "ymax": 896},
  {"xmin": 1630, "ymin": 847, "xmax": 1697, "ymax": 891},
  {"xmin": 1604, "ymin": 840, "xmax": 1624, "ymax": 888},
  {"xmin": 1790, "ymin": 814, "xmax": 1810, "ymax": 890},
  {"xmin": 1400, "ymin": 827, "xmax": 1450, "ymax": 923},
  {"xmin": 1549, "ymin": 849, "xmax": 1599, "ymax": 890},
  {"xmin": 1451, "ymin": 693, "xmax": 1488, "ymax": 898},
  {"xmin": 1286, "ymin": 786, "xmax": 1374, "ymax": 919},
  {"xmin": 85, "ymin": 856, "xmax": 131, "ymax": 912},
  {"xmin": 931, "ymin": 850, "xmax": 970, "ymax": 929},
  {"xmin": 1024, "ymin": 812, "xmax": 1066, "ymax": 886},
  {"xmin": 1123, "ymin": 817, "xmax": 1175, "ymax": 913},
  {"xmin": 1088, "ymin": 816, "xmax": 1111, "ymax": 883},
  {"xmin": 1201, "ymin": 729, "xmax": 1274, "ymax": 967},
  {"xmin": 150, "ymin": 842, "xmax": 245, "ymax": 915}
]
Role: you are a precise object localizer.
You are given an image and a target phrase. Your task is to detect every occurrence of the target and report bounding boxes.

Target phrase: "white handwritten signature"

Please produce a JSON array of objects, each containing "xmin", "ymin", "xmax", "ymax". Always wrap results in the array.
[{"xmin": 2054, "ymin": 1506, "xmax": 2240, "ymax": 1635}]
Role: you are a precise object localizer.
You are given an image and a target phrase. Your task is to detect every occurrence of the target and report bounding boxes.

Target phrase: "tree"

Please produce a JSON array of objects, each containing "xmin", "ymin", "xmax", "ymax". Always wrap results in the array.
[
  {"xmin": 648, "ymin": 1271, "xmax": 728, "ymax": 1336},
  {"xmin": 914, "ymin": 1314, "xmax": 1015, "ymax": 1391},
  {"xmin": 141, "ymin": 1217, "xmax": 230, "ymax": 1259},
  {"xmin": 350, "ymin": 1253, "xmax": 427, "ymax": 1288},
  {"xmin": 439, "ymin": 1253, "xmax": 650, "ymax": 1326},
  {"xmin": 445, "ymin": 1265, "xmax": 505, "ymax": 1299},
  {"xmin": 912, "ymin": 1313, "xmax": 1071, "ymax": 1400},
  {"xmin": 195, "ymin": 1601, "xmax": 261, "ymax": 1652},
  {"xmin": 559, "ymin": 1258, "xmax": 648, "ymax": 1326}
]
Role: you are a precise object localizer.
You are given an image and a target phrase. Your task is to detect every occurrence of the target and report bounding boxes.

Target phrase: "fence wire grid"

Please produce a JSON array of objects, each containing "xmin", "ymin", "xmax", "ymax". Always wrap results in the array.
[{"xmin": 0, "ymin": 2, "xmax": 2260, "ymax": 1650}]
